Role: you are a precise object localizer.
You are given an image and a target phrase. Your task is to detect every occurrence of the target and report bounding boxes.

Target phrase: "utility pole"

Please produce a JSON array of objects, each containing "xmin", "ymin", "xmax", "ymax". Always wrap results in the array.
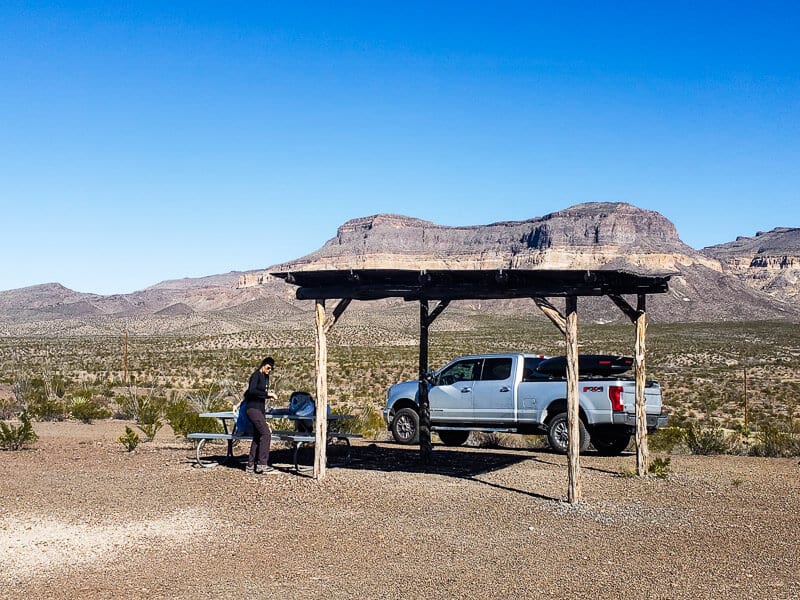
[
  {"xmin": 124, "ymin": 328, "xmax": 129, "ymax": 385},
  {"xmin": 743, "ymin": 368, "xmax": 748, "ymax": 429}
]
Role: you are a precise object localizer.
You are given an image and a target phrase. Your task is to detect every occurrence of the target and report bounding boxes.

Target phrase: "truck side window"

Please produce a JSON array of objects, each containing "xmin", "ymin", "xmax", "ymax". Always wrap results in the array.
[
  {"xmin": 522, "ymin": 357, "xmax": 546, "ymax": 381},
  {"xmin": 480, "ymin": 358, "xmax": 512, "ymax": 381},
  {"xmin": 438, "ymin": 360, "xmax": 479, "ymax": 385}
]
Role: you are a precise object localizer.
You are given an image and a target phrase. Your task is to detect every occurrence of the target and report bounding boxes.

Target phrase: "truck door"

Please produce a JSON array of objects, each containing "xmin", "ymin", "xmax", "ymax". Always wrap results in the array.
[
  {"xmin": 471, "ymin": 357, "xmax": 514, "ymax": 423},
  {"xmin": 429, "ymin": 358, "xmax": 481, "ymax": 423},
  {"xmin": 517, "ymin": 356, "xmax": 546, "ymax": 424}
]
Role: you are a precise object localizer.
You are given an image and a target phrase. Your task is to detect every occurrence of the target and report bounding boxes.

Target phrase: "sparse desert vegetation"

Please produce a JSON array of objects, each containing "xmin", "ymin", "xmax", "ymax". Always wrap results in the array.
[{"xmin": 1, "ymin": 316, "xmax": 798, "ymax": 456}]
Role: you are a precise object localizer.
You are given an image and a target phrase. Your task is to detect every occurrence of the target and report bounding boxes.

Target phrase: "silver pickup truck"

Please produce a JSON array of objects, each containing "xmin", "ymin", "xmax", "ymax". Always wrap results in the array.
[{"xmin": 382, "ymin": 353, "xmax": 668, "ymax": 455}]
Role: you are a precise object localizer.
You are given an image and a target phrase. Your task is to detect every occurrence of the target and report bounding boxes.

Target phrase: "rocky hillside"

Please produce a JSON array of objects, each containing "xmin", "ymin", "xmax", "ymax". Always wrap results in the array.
[
  {"xmin": 1, "ymin": 203, "xmax": 798, "ymax": 335},
  {"xmin": 267, "ymin": 203, "xmax": 716, "ymax": 274},
  {"xmin": 702, "ymin": 227, "xmax": 800, "ymax": 305}
]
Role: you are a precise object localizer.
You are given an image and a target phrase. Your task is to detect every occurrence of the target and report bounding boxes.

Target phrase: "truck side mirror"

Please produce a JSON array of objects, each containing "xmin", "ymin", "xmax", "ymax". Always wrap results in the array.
[{"xmin": 425, "ymin": 370, "xmax": 436, "ymax": 385}]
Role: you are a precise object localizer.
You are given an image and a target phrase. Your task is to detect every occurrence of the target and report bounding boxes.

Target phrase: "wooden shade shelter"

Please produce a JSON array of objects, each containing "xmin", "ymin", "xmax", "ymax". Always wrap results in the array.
[{"xmin": 271, "ymin": 267, "xmax": 671, "ymax": 503}]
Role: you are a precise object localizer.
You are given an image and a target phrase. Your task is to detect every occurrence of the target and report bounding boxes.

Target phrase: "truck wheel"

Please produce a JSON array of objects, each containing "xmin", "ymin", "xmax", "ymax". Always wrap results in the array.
[
  {"xmin": 391, "ymin": 407, "xmax": 419, "ymax": 444},
  {"xmin": 590, "ymin": 428, "xmax": 632, "ymax": 456},
  {"xmin": 547, "ymin": 412, "xmax": 590, "ymax": 454},
  {"xmin": 437, "ymin": 430, "xmax": 470, "ymax": 446}
]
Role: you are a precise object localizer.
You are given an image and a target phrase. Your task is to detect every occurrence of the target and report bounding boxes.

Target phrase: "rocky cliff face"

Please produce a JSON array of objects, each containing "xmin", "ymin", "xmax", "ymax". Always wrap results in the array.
[
  {"xmin": 272, "ymin": 203, "xmax": 720, "ymax": 275},
  {"xmin": 702, "ymin": 228, "xmax": 800, "ymax": 304}
]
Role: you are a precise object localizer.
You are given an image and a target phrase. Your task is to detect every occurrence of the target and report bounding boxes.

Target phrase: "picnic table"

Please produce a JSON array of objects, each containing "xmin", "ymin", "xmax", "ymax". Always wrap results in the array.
[{"xmin": 187, "ymin": 409, "xmax": 360, "ymax": 472}]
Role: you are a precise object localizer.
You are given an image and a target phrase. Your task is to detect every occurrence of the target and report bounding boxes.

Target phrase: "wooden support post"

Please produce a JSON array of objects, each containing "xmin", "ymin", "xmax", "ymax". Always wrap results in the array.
[
  {"xmin": 565, "ymin": 296, "xmax": 582, "ymax": 504},
  {"xmin": 533, "ymin": 297, "xmax": 566, "ymax": 335},
  {"xmin": 634, "ymin": 294, "xmax": 649, "ymax": 477},
  {"xmin": 419, "ymin": 300, "xmax": 432, "ymax": 463},
  {"xmin": 533, "ymin": 296, "xmax": 582, "ymax": 503},
  {"xmin": 609, "ymin": 293, "xmax": 650, "ymax": 477},
  {"xmin": 314, "ymin": 299, "xmax": 329, "ymax": 479}
]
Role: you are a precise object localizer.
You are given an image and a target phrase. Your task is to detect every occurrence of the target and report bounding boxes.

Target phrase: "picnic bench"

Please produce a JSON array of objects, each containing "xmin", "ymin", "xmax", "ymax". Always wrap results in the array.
[{"xmin": 188, "ymin": 411, "xmax": 362, "ymax": 472}]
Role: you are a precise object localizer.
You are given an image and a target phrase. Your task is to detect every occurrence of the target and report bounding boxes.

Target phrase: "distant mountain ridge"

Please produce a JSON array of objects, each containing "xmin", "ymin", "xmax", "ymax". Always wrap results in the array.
[
  {"xmin": 1, "ymin": 203, "xmax": 798, "ymax": 335},
  {"xmin": 702, "ymin": 227, "xmax": 800, "ymax": 305},
  {"xmin": 264, "ymin": 203, "xmax": 713, "ymax": 275}
]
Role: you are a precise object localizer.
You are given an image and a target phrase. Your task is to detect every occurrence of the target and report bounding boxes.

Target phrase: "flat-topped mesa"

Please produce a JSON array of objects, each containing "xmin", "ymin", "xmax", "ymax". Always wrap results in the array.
[{"xmin": 274, "ymin": 202, "xmax": 715, "ymax": 274}]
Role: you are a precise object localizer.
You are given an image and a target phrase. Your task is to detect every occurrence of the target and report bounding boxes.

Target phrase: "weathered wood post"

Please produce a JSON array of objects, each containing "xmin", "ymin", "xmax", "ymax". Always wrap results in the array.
[
  {"xmin": 633, "ymin": 294, "xmax": 649, "ymax": 477},
  {"xmin": 565, "ymin": 296, "xmax": 582, "ymax": 503},
  {"xmin": 609, "ymin": 293, "xmax": 650, "ymax": 477},
  {"xmin": 533, "ymin": 296, "xmax": 581, "ymax": 503},
  {"xmin": 419, "ymin": 299, "xmax": 433, "ymax": 463},
  {"xmin": 314, "ymin": 299, "xmax": 329, "ymax": 479}
]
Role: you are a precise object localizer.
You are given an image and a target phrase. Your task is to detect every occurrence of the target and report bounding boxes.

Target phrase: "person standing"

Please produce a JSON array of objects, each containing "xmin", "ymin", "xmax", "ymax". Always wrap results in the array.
[{"xmin": 244, "ymin": 356, "xmax": 279, "ymax": 475}]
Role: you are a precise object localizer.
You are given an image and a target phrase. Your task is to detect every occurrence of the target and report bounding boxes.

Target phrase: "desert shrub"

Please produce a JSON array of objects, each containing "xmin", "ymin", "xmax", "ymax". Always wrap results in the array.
[
  {"xmin": 165, "ymin": 397, "xmax": 223, "ymax": 439},
  {"xmin": 749, "ymin": 423, "xmax": 800, "ymax": 458},
  {"xmin": 186, "ymin": 384, "xmax": 235, "ymax": 413},
  {"xmin": 469, "ymin": 431, "xmax": 503, "ymax": 448},
  {"xmin": 14, "ymin": 376, "xmax": 69, "ymax": 421},
  {"xmin": 0, "ymin": 397, "xmax": 19, "ymax": 420},
  {"xmin": 69, "ymin": 397, "xmax": 113, "ymax": 424},
  {"xmin": 648, "ymin": 456, "xmax": 672, "ymax": 479},
  {"xmin": 120, "ymin": 384, "xmax": 167, "ymax": 441},
  {"xmin": 648, "ymin": 427, "xmax": 685, "ymax": 454},
  {"xmin": 135, "ymin": 403, "xmax": 164, "ymax": 441},
  {"xmin": 336, "ymin": 401, "xmax": 385, "ymax": 439},
  {"xmin": 0, "ymin": 412, "xmax": 38, "ymax": 450},
  {"xmin": 117, "ymin": 426, "xmax": 140, "ymax": 452},
  {"xmin": 521, "ymin": 434, "xmax": 549, "ymax": 450},
  {"xmin": 684, "ymin": 422, "xmax": 732, "ymax": 455}
]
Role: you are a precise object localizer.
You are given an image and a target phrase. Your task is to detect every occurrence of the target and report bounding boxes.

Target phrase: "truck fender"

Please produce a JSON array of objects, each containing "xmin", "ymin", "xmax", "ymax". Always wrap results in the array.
[{"xmin": 542, "ymin": 399, "xmax": 588, "ymax": 426}]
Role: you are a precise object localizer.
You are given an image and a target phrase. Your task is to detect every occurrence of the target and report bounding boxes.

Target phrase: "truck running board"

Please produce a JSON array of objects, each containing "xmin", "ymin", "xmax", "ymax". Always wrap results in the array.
[{"xmin": 432, "ymin": 426, "xmax": 516, "ymax": 433}]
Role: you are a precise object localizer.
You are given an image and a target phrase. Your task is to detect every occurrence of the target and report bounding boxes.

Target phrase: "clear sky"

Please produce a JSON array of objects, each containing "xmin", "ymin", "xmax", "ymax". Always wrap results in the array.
[{"xmin": 2, "ymin": 1, "xmax": 798, "ymax": 295}]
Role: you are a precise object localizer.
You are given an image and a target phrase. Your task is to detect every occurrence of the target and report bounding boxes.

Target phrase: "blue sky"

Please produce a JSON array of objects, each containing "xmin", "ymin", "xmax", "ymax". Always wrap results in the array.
[{"xmin": 2, "ymin": 1, "xmax": 798, "ymax": 294}]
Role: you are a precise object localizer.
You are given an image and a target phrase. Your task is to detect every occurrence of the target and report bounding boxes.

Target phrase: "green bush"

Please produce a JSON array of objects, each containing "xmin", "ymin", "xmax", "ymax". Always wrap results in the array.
[
  {"xmin": 136, "ymin": 404, "xmax": 164, "ymax": 441},
  {"xmin": 69, "ymin": 397, "xmax": 112, "ymax": 424},
  {"xmin": 0, "ymin": 397, "xmax": 19, "ymax": 420},
  {"xmin": 165, "ymin": 398, "xmax": 222, "ymax": 439},
  {"xmin": 749, "ymin": 423, "xmax": 800, "ymax": 458},
  {"xmin": 121, "ymin": 385, "xmax": 166, "ymax": 441},
  {"xmin": 649, "ymin": 427, "xmax": 684, "ymax": 454},
  {"xmin": 338, "ymin": 401, "xmax": 385, "ymax": 439},
  {"xmin": 15, "ymin": 377, "xmax": 69, "ymax": 421},
  {"xmin": 648, "ymin": 456, "xmax": 672, "ymax": 479},
  {"xmin": 117, "ymin": 426, "xmax": 140, "ymax": 452},
  {"xmin": 684, "ymin": 422, "xmax": 732, "ymax": 455},
  {"xmin": 0, "ymin": 412, "xmax": 38, "ymax": 450}
]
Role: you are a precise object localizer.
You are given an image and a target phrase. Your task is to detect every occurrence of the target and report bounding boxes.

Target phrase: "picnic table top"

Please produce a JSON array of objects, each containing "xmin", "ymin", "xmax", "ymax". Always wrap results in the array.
[{"xmin": 199, "ymin": 410, "xmax": 354, "ymax": 420}]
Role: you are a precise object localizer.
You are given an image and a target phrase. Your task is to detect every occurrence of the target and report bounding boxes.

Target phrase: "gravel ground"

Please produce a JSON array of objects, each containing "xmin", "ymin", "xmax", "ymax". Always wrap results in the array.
[{"xmin": 1, "ymin": 420, "xmax": 798, "ymax": 600}]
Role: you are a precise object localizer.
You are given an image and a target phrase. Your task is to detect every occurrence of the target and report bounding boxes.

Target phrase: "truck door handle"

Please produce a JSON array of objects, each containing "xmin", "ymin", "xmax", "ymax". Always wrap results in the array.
[
  {"xmin": 499, "ymin": 386, "xmax": 510, "ymax": 392},
  {"xmin": 460, "ymin": 387, "xmax": 472, "ymax": 393}
]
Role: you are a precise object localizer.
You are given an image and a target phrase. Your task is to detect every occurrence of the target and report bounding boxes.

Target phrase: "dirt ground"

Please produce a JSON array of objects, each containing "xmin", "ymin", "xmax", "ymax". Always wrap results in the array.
[{"xmin": 1, "ymin": 420, "xmax": 798, "ymax": 600}]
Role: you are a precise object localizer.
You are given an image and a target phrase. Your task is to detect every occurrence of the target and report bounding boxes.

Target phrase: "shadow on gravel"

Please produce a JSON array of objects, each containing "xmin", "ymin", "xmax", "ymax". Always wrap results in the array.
[
  {"xmin": 190, "ymin": 442, "xmax": 622, "ymax": 501},
  {"xmin": 342, "ymin": 442, "xmax": 561, "ymax": 502}
]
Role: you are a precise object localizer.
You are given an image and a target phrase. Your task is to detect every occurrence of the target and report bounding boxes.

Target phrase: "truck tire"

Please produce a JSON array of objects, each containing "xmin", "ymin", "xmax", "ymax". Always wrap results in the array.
[
  {"xmin": 547, "ymin": 412, "xmax": 590, "ymax": 454},
  {"xmin": 391, "ymin": 407, "xmax": 419, "ymax": 444},
  {"xmin": 437, "ymin": 430, "xmax": 470, "ymax": 446},
  {"xmin": 590, "ymin": 427, "xmax": 632, "ymax": 456}
]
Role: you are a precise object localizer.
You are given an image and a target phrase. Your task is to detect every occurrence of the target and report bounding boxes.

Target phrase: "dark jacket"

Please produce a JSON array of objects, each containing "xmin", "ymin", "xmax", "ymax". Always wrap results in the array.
[{"xmin": 244, "ymin": 369, "xmax": 270, "ymax": 410}]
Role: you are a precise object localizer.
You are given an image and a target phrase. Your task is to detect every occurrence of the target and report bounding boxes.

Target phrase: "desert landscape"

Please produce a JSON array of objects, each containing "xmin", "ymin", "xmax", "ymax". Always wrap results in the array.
[
  {"xmin": 2, "ymin": 205, "xmax": 799, "ymax": 599},
  {"xmin": 1, "ymin": 420, "xmax": 798, "ymax": 599}
]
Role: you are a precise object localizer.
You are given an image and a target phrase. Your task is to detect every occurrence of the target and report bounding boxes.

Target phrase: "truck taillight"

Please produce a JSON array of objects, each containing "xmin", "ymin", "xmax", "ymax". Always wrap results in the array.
[{"xmin": 609, "ymin": 386, "xmax": 624, "ymax": 412}]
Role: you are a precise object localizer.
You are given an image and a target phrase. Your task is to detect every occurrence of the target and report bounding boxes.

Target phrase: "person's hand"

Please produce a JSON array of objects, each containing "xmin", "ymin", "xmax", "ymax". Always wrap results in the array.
[{"xmin": 267, "ymin": 391, "xmax": 278, "ymax": 401}]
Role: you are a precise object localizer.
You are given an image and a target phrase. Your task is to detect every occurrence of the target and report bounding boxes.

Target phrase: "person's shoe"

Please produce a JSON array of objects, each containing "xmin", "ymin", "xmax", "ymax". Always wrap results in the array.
[
  {"xmin": 255, "ymin": 466, "xmax": 278, "ymax": 475},
  {"xmin": 245, "ymin": 464, "xmax": 255, "ymax": 474}
]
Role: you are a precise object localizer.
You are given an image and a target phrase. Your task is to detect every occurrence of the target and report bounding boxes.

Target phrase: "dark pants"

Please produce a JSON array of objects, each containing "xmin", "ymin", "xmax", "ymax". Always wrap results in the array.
[{"xmin": 246, "ymin": 405, "xmax": 272, "ymax": 467}]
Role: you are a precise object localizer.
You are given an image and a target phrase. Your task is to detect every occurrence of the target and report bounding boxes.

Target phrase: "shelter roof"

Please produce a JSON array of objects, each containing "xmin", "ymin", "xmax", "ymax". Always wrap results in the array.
[{"xmin": 271, "ymin": 268, "xmax": 672, "ymax": 301}]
